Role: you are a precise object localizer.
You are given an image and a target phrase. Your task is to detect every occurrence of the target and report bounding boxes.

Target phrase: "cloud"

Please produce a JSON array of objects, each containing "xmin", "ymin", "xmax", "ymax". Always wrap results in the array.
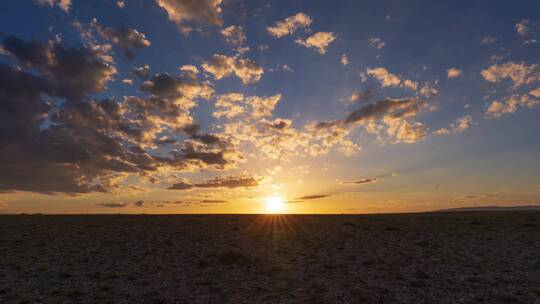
[
  {"xmin": 267, "ymin": 12, "xmax": 312, "ymax": 38},
  {"xmin": 117, "ymin": 0, "xmax": 126, "ymax": 8},
  {"xmin": 90, "ymin": 18, "xmax": 151, "ymax": 59},
  {"xmin": 365, "ymin": 67, "xmax": 418, "ymax": 90},
  {"xmin": 98, "ymin": 202, "xmax": 129, "ymax": 208},
  {"xmin": 368, "ymin": 37, "xmax": 386, "ymax": 49},
  {"xmin": 344, "ymin": 98, "xmax": 426, "ymax": 125},
  {"xmin": 0, "ymin": 34, "xmax": 240, "ymax": 195},
  {"xmin": 35, "ymin": 0, "xmax": 71, "ymax": 12},
  {"xmin": 340, "ymin": 54, "xmax": 349, "ymax": 66},
  {"xmin": 168, "ymin": 175, "xmax": 259, "ymax": 190},
  {"xmin": 434, "ymin": 115, "xmax": 473, "ymax": 135},
  {"xmin": 481, "ymin": 62, "xmax": 540, "ymax": 88},
  {"xmin": 133, "ymin": 64, "xmax": 151, "ymax": 79},
  {"xmin": 530, "ymin": 87, "xmax": 540, "ymax": 97},
  {"xmin": 348, "ymin": 90, "xmax": 372, "ymax": 104},
  {"xmin": 447, "ymin": 67, "xmax": 462, "ymax": 78},
  {"xmin": 515, "ymin": 19, "xmax": 530, "ymax": 36},
  {"xmin": 297, "ymin": 194, "xmax": 329, "ymax": 200},
  {"xmin": 486, "ymin": 95, "xmax": 539, "ymax": 118},
  {"xmin": 168, "ymin": 180, "xmax": 194, "ymax": 190},
  {"xmin": 342, "ymin": 178, "xmax": 378, "ymax": 184},
  {"xmin": 480, "ymin": 36, "xmax": 498, "ymax": 44},
  {"xmin": 202, "ymin": 54, "xmax": 263, "ymax": 84},
  {"xmin": 155, "ymin": 0, "xmax": 223, "ymax": 27},
  {"xmin": 134, "ymin": 200, "xmax": 144, "ymax": 207},
  {"xmin": 200, "ymin": 199, "xmax": 227, "ymax": 203},
  {"xmin": 2, "ymin": 35, "xmax": 117, "ymax": 100},
  {"xmin": 295, "ymin": 32, "xmax": 336, "ymax": 54},
  {"xmin": 221, "ymin": 25, "xmax": 246, "ymax": 46},
  {"xmin": 313, "ymin": 97, "xmax": 430, "ymax": 145}
]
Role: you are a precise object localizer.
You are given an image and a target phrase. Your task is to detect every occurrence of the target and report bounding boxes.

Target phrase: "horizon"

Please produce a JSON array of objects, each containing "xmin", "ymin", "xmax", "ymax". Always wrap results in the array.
[{"xmin": 1, "ymin": 0, "xmax": 540, "ymax": 214}]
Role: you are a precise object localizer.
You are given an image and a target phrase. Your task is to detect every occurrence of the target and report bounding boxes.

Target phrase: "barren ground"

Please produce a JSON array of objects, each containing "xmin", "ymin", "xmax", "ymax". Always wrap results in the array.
[{"xmin": 1, "ymin": 212, "xmax": 539, "ymax": 303}]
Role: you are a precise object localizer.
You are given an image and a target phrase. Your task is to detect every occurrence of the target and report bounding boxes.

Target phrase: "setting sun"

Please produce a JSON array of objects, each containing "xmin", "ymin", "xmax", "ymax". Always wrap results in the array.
[{"xmin": 264, "ymin": 196, "xmax": 285, "ymax": 213}]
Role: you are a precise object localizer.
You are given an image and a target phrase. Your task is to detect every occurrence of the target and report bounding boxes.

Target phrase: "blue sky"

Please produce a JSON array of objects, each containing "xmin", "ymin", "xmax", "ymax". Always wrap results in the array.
[{"xmin": 0, "ymin": 0, "xmax": 539, "ymax": 213}]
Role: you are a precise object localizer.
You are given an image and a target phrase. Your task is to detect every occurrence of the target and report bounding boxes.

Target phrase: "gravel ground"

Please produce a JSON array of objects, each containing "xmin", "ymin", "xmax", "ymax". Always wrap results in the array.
[{"xmin": 1, "ymin": 212, "xmax": 539, "ymax": 304}]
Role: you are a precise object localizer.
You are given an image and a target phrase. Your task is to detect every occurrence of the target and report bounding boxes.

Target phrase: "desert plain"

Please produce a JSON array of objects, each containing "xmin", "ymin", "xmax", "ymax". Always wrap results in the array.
[{"xmin": 0, "ymin": 212, "xmax": 539, "ymax": 303}]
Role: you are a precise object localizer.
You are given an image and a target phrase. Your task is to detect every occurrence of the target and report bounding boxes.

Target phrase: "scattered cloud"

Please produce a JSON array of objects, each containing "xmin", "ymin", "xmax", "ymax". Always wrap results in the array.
[
  {"xmin": 447, "ymin": 67, "xmax": 462, "ymax": 78},
  {"xmin": 341, "ymin": 178, "xmax": 378, "ymax": 185},
  {"xmin": 434, "ymin": 115, "xmax": 473, "ymax": 135},
  {"xmin": 515, "ymin": 19, "xmax": 530, "ymax": 36},
  {"xmin": 348, "ymin": 90, "xmax": 372, "ymax": 104},
  {"xmin": 202, "ymin": 54, "xmax": 263, "ymax": 84},
  {"xmin": 90, "ymin": 18, "xmax": 151, "ymax": 59},
  {"xmin": 133, "ymin": 64, "xmax": 151, "ymax": 79},
  {"xmin": 481, "ymin": 62, "xmax": 540, "ymax": 88},
  {"xmin": 221, "ymin": 25, "xmax": 246, "ymax": 46},
  {"xmin": 155, "ymin": 0, "xmax": 223, "ymax": 28},
  {"xmin": 365, "ymin": 67, "xmax": 418, "ymax": 90},
  {"xmin": 267, "ymin": 12, "xmax": 312, "ymax": 38},
  {"xmin": 35, "ymin": 0, "xmax": 71, "ymax": 12},
  {"xmin": 295, "ymin": 32, "xmax": 336, "ymax": 54},
  {"xmin": 480, "ymin": 36, "xmax": 498, "ymax": 44},
  {"xmin": 368, "ymin": 37, "xmax": 386, "ymax": 49},
  {"xmin": 117, "ymin": 0, "xmax": 126, "ymax": 8},
  {"xmin": 486, "ymin": 95, "xmax": 539, "ymax": 118},
  {"xmin": 340, "ymin": 54, "xmax": 349, "ymax": 66}
]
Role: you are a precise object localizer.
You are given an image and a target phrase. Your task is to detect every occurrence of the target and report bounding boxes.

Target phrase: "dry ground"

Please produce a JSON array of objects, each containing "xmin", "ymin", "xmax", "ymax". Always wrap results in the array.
[{"xmin": 0, "ymin": 212, "xmax": 539, "ymax": 304}]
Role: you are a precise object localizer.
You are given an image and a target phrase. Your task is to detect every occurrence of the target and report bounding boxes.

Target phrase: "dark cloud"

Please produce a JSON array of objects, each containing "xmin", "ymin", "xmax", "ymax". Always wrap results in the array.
[
  {"xmin": 169, "ymin": 175, "xmax": 258, "ymax": 191},
  {"xmin": 134, "ymin": 200, "xmax": 144, "ymax": 207},
  {"xmin": 0, "ymin": 35, "xmax": 239, "ymax": 195},
  {"xmin": 344, "ymin": 98, "xmax": 424, "ymax": 124},
  {"xmin": 194, "ymin": 176, "xmax": 258, "ymax": 189},
  {"xmin": 341, "ymin": 178, "xmax": 378, "ymax": 185},
  {"xmin": 168, "ymin": 181, "xmax": 194, "ymax": 190},
  {"xmin": 2, "ymin": 35, "xmax": 117, "ymax": 101},
  {"xmin": 90, "ymin": 18, "xmax": 150, "ymax": 59},
  {"xmin": 297, "ymin": 194, "xmax": 329, "ymax": 200},
  {"xmin": 200, "ymin": 199, "xmax": 227, "ymax": 203},
  {"xmin": 98, "ymin": 202, "xmax": 129, "ymax": 208}
]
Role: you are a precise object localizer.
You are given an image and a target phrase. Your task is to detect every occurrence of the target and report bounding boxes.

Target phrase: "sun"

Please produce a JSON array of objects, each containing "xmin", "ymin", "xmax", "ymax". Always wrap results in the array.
[{"xmin": 264, "ymin": 196, "xmax": 285, "ymax": 213}]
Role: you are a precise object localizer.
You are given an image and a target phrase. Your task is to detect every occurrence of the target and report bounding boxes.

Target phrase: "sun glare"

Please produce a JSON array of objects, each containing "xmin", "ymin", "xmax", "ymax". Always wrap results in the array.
[{"xmin": 264, "ymin": 196, "xmax": 285, "ymax": 213}]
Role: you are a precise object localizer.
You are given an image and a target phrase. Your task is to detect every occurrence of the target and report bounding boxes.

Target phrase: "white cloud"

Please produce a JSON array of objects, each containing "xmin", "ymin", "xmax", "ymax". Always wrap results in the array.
[
  {"xmin": 486, "ymin": 95, "xmax": 539, "ymax": 118},
  {"xmin": 447, "ymin": 67, "xmax": 462, "ymax": 78},
  {"xmin": 155, "ymin": 0, "xmax": 223, "ymax": 27},
  {"xmin": 481, "ymin": 62, "xmax": 540, "ymax": 88},
  {"xmin": 365, "ymin": 67, "xmax": 419, "ymax": 91},
  {"xmin": 202, "ymin": 54, "xmax": 263, "ymax": 84},
  {"xmin": 267, "ymin": 12, "xmax": 312, "ymax": 38},
  {"xmin": 221, "ymin": 25, "xmax": 246, "ymax": 46},
  {"xmin": 295, "ymin": 32, "xmax": 336, "ymax": 54}
]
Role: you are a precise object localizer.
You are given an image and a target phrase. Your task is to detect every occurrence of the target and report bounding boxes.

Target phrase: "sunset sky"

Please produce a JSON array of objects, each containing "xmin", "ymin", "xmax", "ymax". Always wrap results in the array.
[{"xmin": 1, "ymin": 0, "xmax": 539, "ymax": 214}]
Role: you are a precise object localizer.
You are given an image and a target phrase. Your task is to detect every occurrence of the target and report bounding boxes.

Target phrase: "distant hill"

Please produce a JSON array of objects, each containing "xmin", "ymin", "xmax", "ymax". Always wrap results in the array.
[{"xmin": 430, "ymin": 205, "xmax": 540, "ymax": 213}]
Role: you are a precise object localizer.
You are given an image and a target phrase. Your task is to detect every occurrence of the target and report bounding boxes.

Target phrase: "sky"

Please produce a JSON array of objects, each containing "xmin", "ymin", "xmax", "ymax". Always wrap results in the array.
[{"xmin": 0, "ymin": 0, "xmax": 539, "ymax": 214}]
